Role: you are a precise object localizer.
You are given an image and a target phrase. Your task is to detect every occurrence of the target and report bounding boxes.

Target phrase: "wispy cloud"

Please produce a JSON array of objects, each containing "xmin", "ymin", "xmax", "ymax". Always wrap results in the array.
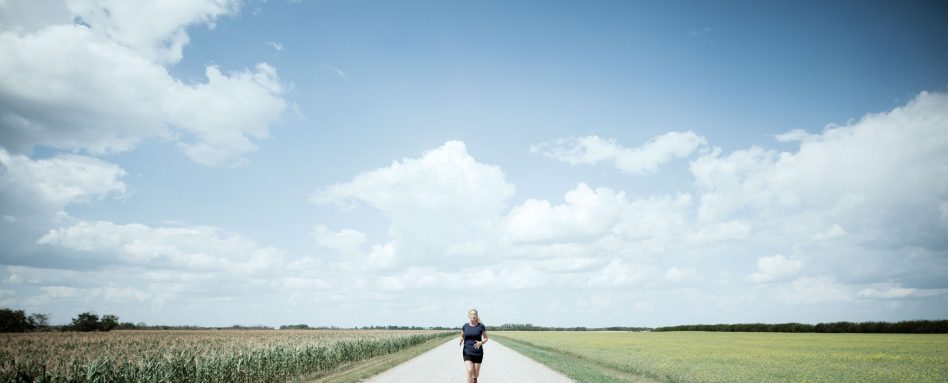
[
  {"xmin": 858, "ymin": 284, "xmax": 948, "ymax": 299},
  {"xmin": 531, "ymin": 131, "xmax": 707, "ymax": 175},
  {"xmin": 689, "ymin": 27, "xmax": 715, "ymax": 46},
  {"xmin": 266, "ymin": 41, "xmax": 284, "ymax": 52},
  {"xmin": 689, "ymin": 27, "xmax": 712, "ymax": 38},
  {"xmin": 328, "ymin": 65, "xmax": 348, "ymax": 79}
]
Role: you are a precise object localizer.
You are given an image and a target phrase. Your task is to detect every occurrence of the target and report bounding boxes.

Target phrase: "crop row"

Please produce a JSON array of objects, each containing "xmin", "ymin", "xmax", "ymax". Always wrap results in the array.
[{"xmin": 0, "ymin": 330, "xmax": 452, "ymax": 383}]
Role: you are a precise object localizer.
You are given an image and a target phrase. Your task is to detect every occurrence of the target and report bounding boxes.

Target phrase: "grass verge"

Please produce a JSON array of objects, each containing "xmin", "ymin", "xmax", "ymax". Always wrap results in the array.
[
  {"xmin": 302, "ymin": 334, "xmax": 453, "ymax": 383},
  {"xmin": 492, "ymin": 334, "xmax": 663, "ymax": 383}
]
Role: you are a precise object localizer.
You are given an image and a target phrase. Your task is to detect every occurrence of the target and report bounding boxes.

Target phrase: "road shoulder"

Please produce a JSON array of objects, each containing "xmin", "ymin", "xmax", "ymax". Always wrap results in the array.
[{"xmin": 304, "ymin": 334, "xmax": 453, "ymax": 383}]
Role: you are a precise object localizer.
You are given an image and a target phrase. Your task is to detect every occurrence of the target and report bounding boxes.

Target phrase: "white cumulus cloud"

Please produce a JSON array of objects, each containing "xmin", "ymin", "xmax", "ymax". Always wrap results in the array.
[
  {"xmin": 778, "ymin": 276, "xmax": 851, "ymax": 304},
  {"xmin": 749, "ymin": 254, "xmax": 803, "ymax": 283},
  {"xmin": 774, "ymin": 129, "xmax": 817, "ymax": 142},
  {"xmin": 63, "ymin": 0, "xmax": 240, "ymax": 64},
  {"xmin": 664, "ymin": 266, "xmax": 697, "ymax": 282},
  {"xmin": 0, "ymin": 0, "xmax": 286, "ymax": 166},
  {"xmin": 38, "ymin": 220, "xmax": 282, "ymax": 274},
  {"xmin": 689, "ymin": 220, "xmax": 751, "ymax": 243},
  {"xmin": 505, "ymin": 183, "xmax": 624, "ymax": 244},
  {"xmin": 531, "ymin": 131, "xmax": 706, "ymax": 175},
  {"xmin": 587, "ymin": 259, "xmax": 654, "ymax": 288},
  {"xmin": 311, "ymin": 141, "xmax": 516, "ymax": 266},
  {"xmin": 312, "ymin": 225, "xmax": 367, "ymax": 257},
  {"xmin": 690, "ymin": 91, "xmax": 948, "ymax": 248},
  {"xmin": 812, "ymin": 224, "xmax": 846, "ymax": 241},
  {"xmin": 0, "ymin": 148, "xmax": 126, "ymax": 210},
  {"xmin": 367, "ymin": 241, "xmax": 397, "ymax": 270}
]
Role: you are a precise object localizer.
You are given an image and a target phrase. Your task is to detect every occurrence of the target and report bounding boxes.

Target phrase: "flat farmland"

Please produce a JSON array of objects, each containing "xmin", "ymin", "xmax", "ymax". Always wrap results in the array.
[
  {"xmin": 494, "ymin": 331, "xmax": 948, "ymax": 383},
  {"xmin": 0, "ymin": 329, "xmax": 453, "ymax": 383}
]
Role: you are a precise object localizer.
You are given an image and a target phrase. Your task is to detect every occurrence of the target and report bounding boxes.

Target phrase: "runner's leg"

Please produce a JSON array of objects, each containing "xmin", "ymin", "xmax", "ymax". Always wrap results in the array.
[{"xmin": 465, "ymin": 360, "xmax": 475, "ymax": 383}]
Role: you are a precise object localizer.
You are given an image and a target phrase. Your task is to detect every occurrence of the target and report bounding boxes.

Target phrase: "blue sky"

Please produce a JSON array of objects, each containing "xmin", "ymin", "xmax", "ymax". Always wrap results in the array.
[{"xmin": 1, "ymin": 0, "xmax": 947, "ymax": 327}]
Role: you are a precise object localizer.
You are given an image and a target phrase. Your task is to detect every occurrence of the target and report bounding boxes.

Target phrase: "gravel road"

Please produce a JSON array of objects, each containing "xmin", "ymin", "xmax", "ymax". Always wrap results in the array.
[{"xmin": 364, "ymin": 338, "xmax": 575, "ymax": 382}]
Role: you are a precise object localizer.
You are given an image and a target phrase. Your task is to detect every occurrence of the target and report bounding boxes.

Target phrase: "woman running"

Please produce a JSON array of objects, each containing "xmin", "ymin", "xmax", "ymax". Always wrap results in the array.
[{"xmin": 459, "ymin": 308, "xmax": 488, "ymax": 383}]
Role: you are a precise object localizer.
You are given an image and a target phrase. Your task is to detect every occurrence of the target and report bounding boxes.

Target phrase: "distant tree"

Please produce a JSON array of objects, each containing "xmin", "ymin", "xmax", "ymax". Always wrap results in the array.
[
  {"xmin": 70, "ymin": 312, "xmax": 101, "ymax": 331},
  {"xmin": 100, "ymin": 314, "xmax": 119, "ymax": 331},
  {"xmin": 27, "ymin": 313, "xmax": 49, "ymax": 329},
  {"xmin": 654, "ymin": 320, "xmax": 948, "ymax": 334},
  {"xmin": 0, "ymin": 308, "xmax": 34, "ymax": 332},
  {"xmin": 116, "ymin": 322, "xmax": 138, "ymax": 330},
  {"xmin": 280, "ymin": 324, "xmax": 311, "ymax": 329},
  {"xmin": 67, "ymin": 312, "xmax": 123, "ymax": 331}
]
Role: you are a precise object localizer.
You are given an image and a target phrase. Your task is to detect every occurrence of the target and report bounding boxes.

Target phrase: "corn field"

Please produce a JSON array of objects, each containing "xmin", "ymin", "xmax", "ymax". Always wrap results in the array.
[{"xmin": 0, "ymin": 329, "xmax": 452, "ymax": 383}]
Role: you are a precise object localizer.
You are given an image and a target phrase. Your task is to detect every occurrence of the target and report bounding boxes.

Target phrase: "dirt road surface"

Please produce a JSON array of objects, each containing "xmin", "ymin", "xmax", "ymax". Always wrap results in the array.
[{"xmin": 363, "ymin": 338, "xmax": 575, "ymax": 382}]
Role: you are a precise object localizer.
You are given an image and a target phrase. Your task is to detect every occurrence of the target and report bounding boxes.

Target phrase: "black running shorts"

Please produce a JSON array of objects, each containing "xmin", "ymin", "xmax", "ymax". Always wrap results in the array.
[{"xmin": 462, "ymin": 352, "xmax": 483, "ymax": 363}]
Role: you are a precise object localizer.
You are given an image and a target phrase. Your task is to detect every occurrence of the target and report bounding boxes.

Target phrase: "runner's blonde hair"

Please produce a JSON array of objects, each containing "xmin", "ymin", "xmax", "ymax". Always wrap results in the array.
[{"xmin": 468, "ymin": 308, "xmax": 481, "ymax": 324}]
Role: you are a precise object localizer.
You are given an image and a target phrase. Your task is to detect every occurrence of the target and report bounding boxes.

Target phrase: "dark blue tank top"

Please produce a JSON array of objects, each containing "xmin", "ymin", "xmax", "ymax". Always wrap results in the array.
[{"xmin": 462, "ymin": 323, "xmax": 485, "ymax": 355}]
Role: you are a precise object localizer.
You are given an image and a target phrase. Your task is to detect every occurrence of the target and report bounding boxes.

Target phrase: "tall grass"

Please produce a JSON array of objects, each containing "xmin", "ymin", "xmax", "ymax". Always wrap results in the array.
[{"xmin": 0, "ymin": 330, "xmax": 453, "ymax": 383}]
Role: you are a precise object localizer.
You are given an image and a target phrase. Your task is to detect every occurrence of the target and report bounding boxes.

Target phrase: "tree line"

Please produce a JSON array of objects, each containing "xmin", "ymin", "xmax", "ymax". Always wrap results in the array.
[
  {"xmin": 1, "ymin": 308, "xmax": 125, "ymax": 332},
  {"xmin": 488, "ymin": 321, "xmax": 948, "ymax": 333},
  {"xmin": 652, "ymin": 320, "xmax": 948, "ymax": 333},
  {"xmin": 280, "ymin": 324, "xmax": 459, "ymax": 330},
  {"xmin": 0, "ymin": 308, "xmax": 48, "ymax": 332},
  {"xmin": 489, "ymin": 323, "xmax": 651, "ymax": 332},
  {"xmin": 357, "ymin": 325, "xmax": 457, "ymax": 330},
  {"xmin": 6, "ymin": 307, "xmax": 945, "ymax": 333}
]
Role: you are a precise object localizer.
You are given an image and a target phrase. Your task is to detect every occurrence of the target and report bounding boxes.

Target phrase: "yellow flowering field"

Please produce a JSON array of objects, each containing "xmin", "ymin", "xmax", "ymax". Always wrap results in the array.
[{"xmin": 495, "ymin": 331, "xmax": 948, "ymax": 382}]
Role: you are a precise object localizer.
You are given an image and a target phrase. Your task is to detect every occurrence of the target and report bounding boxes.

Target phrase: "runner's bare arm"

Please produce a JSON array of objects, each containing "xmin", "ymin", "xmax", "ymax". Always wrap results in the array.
[{"xmin": 475, "ymin": 330, "xmax": 488, "ymax": 348}]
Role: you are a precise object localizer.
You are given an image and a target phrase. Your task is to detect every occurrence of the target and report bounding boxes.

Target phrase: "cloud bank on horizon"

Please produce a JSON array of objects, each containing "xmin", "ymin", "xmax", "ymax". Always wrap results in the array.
[{"xmin": 1, "ymin": 0, "xmax": 946, "ymax": 327}]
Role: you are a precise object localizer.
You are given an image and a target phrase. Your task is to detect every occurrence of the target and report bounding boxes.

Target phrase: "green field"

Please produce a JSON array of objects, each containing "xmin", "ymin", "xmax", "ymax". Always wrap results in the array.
[{"xmin": 494, "ymin": 331, "xmax": 948, "ymax": 383}]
